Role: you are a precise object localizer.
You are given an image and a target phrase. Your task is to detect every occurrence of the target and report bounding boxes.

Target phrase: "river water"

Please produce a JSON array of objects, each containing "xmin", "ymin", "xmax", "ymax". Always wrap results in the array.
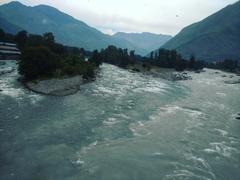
[{"xmin": 0, "ymin": 61, "xmax": 240, "ymax": 180}]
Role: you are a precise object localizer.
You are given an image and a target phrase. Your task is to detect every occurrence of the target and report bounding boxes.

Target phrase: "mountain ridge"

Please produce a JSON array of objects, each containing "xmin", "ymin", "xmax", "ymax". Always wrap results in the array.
[
  {"xmin": 0, "ymin": 1, "xmax": 147, "ymax": 54},
  {"xmin": 113, "ymin": 32, "xmax": 172, "ymax": 55},
  {"xmin": 161, "ymin": 1, "xmax": 240, "ymax": 61}
]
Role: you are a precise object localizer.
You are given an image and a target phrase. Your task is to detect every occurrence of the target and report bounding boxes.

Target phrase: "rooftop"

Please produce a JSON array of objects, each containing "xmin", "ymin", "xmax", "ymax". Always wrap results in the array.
[
  {"xmin": 0, "ymin": 50, "xmax": 21, "ymax": 55},
  {"xmin": 0, "ymin": 42, "xmax": 17, "ymax": 47},
  {"xmin": 0, "ymin": 45, "xmax": 19, "ymax": 51}
]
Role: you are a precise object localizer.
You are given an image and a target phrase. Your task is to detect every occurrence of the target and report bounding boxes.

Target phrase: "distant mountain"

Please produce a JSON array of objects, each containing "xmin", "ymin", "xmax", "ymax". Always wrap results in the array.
[
  {"xmin": 0, "ymin": 1, "xmax": 146, "ymax": 55},
  {"xmin": 0, "ymin": 16, "xmax": 22, "ymax": 34},
  {"xmin": 113, "ymin": 32, "xmax": 172, "ymax": 55},
  {"xmin": 162, "ymin": 1, "xmax": 240, "ymax": 62}
]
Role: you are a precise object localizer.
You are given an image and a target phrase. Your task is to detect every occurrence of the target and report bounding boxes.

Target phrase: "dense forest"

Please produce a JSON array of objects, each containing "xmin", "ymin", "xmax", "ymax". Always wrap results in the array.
[
  {"xmin": 149, "ymin": 49, "xmax": 205, "ymax": 71},
  {"xmin": 89, "ymin": 46, "xmax": 206, "ymax": 71},
  {"xmin": 0, "ymin": 29, "xmax": 97, "ymax": 80},
  {"xmin": 89, "ymin": 46, "xmax": 136, "ymax": 68},
  {"xmin": 207, "ymin": 59, "xmax": 239, "ymax": 73},
  {"xmin": 89, "ymin": 46, "xmax": 239, "ymax": 72}
]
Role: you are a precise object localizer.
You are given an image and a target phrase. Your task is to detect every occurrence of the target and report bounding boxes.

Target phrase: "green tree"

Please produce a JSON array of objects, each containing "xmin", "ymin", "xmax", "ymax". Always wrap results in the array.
[
  {"xmin": 150, "ymin": 52, "xmax": 154, "ymax": 60},
  {"xmin": 15, "ymin": 30, "xmax": 28, "ymax": 49},
  {"xmin": 43, "ymin": 32, "xmax": 55, "ymax": 44},
  {"xmin": 189, "ymin": 55, "xmax": 196, "ymax": 69},
  {"xmin": 89, "ymin": 50, "xmax": 102, "ymax": 66},
  {"xmin": 0, "ymin": 28, "xmax": 5, "ymax": 41},
  {"xmin": 19, "ymin": 46, "xmax": 59, "ymax": 79}
]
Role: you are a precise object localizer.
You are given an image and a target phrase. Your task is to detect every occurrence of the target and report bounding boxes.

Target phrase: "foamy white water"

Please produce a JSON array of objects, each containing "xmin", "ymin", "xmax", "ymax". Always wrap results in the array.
[{"xmin": 0, "ymin": 63, "xmax": 240, "ymax": 180}]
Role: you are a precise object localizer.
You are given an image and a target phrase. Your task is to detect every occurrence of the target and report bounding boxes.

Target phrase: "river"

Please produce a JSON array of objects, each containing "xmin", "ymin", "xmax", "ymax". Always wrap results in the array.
[{"xmin": 0, "ymin": 61, "xmax": 240, "ymax": 180}]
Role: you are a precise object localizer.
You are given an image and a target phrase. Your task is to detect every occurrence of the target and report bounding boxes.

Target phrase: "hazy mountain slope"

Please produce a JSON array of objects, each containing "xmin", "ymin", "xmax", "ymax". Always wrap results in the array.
[
  {"xmin": 0, "ymin": 15, "xmax": 22, "ymax": 34},
  {"xmin": 162, "ymin": 1, "xmax": 240, "ymax": 61},
  {"xmin": 0, "ymin": 1, "xmax": 146, "ymax": 54},
  {"xmin": 114, "ymin": 32, "xmax": 172, "ymax": 55}
]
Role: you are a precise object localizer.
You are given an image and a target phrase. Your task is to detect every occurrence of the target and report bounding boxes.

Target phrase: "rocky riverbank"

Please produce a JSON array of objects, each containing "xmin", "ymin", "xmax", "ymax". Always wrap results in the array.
[
  {"xmin": 25, "ymin": 76, "xmax": 83, "ymax": 96},
  {"xmin": 128, "ymin": 64, "xmax": 192, "ymax": 81}
]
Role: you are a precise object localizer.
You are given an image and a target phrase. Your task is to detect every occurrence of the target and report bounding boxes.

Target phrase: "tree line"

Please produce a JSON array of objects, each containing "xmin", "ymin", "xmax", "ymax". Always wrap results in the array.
[
  {"xmin": 207, "ymin": 59, "xmax": 239, "ymax": 72},
  {"xmin": 1, "ymin": 28, "xmax": 239, "ymax": 77},
  {"xmin": 150, "ymin": 49, "xmax": 239, "ymax": 72},
  {"xmin": 88, "ymin": 46, "xmax": 205, "ymax": 71},
  {"xmin": 89, "ymin": 45, "xmax": 136, "ymax": 68},
  {"xmin": 149, "ymin": 49, "xmax": 205, "ymax": 71},
  {"xmin": 89, "ymin": 46, "xmax": 239, "ymax": 73},
  {"xmin": 0, "ymin": 29, "xmax": 97, "ymax": 80}
]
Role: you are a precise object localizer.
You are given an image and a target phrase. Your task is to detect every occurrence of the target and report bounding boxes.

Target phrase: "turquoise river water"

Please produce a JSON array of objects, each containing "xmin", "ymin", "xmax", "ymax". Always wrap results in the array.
[{"xmin": 0, "ymin": 61, "xmax": 240, "ymax": 180}]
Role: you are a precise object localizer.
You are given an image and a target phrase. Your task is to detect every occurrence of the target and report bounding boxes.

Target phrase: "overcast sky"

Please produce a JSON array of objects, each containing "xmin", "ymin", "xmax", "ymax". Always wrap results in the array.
[{"xmin": 0, "ymin": 0, "xmax": 238, "ymax": 35}]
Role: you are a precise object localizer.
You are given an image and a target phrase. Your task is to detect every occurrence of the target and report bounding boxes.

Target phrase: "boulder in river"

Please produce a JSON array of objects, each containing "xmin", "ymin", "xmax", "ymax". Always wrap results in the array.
[{"xmin": 236, "ymin": 117, "xmax": 240, "ymax": 120}]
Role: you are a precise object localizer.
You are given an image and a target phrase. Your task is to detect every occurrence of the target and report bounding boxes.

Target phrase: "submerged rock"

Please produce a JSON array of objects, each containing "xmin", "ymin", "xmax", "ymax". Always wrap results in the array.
[
  {"xmin": 236, "ymin": 117, "xmax": 240, "ymax": 120},
  {"xmin": 25, "ymin": 76, "xmax": 83, "ymax": 96},
  {"xmin": 224, "ymin": 79, "xmax": 240, "ymax": 84}
]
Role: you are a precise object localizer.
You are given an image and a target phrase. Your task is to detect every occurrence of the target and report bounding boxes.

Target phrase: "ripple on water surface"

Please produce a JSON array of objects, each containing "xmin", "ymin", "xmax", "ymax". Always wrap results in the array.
[{"xmin": 0, "ymin": 64, "xmax": 240, "ymax": 180}]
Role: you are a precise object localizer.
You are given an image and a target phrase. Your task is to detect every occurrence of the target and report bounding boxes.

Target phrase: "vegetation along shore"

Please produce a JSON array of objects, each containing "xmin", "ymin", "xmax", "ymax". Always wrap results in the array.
[{"xmin": 0, "ymin": 28, "xmax": 239, "ymax": 96}]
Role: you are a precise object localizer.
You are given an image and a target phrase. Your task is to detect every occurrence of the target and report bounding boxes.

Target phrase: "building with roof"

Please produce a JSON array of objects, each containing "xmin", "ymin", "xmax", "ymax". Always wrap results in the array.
[{"xmin": 0, "ymin": 42, "xmax": 21, "ymax": 60}]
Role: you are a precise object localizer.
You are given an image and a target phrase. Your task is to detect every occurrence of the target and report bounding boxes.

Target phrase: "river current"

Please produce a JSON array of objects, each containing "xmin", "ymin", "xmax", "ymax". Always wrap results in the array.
[{"xmin": 0, "ymin": 61, "xmax": 240, "ymax": 180}]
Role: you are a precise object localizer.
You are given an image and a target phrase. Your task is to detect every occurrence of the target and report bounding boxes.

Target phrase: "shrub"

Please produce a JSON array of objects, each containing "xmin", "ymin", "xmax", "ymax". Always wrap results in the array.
[
  {"xmin": 60, "ymin": 55, "xmax": 96, "ymax": 79},
  {"xmin": 19, "ymin": 46, "xmax": 59, "ymax": 79}
]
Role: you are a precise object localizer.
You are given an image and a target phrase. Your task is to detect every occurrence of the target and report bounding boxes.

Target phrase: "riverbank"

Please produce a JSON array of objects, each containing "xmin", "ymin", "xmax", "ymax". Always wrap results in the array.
[
  {"xmin": 20, "ymin": 62, "xmax": 193, "ymax": 97},
  {"xmin": 0, "ymin": 60, "xmax": 85, "ymax": 96},
  {"xmin": 127, "ymin": 63, "xmax": 192, "ymax": 81},
  {"xmin": 24, "ymin": 75, "xmax": 83, "ymax": 96}
]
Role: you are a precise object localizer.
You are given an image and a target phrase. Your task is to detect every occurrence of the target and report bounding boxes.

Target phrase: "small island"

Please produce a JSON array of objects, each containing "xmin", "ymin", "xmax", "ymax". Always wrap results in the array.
[{"xmin": 4, "ymin": 30, "xmax": 100, "ymax": 96}]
